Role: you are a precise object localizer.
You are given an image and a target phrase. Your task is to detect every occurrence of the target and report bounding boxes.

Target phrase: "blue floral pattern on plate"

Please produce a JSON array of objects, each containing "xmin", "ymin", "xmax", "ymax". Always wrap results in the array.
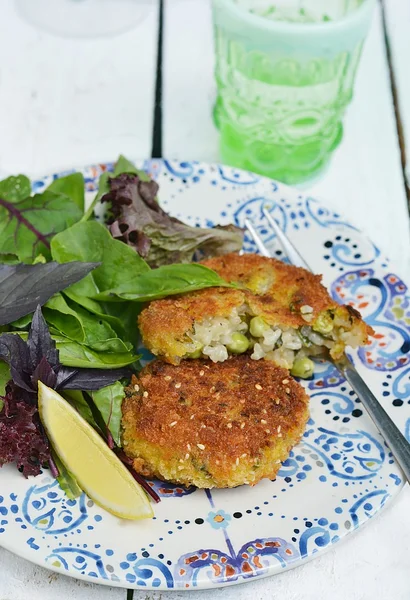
[{"xmin": 1, "ymin": 160, "xmax": 409, "ymax": 590}]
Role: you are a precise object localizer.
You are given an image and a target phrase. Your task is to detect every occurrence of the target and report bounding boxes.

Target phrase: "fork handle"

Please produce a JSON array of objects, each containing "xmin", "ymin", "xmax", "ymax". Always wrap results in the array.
[{"xmin": 336, "ymin": 357, "xmax": 410, "ymax": 483}]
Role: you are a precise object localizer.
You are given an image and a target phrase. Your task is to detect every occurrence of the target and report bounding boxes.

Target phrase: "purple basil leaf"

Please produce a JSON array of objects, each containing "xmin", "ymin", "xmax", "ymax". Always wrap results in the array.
[
  {"xmin": 27, "ymin": 306, "xmax": 59, "ymax": 371},
  {"xmin": 0, "ymin": 334, "xmax": 33, "ymax": 392},
  {"xmin": 0, "ymin": 261, "xmax": 100, "ymax": 326},
  {"xmin": 56, "ymin": 366, "xmax": 131, "ymax": 391},
  {"xmin": 31, "ymin": 356, "xmax": 57, "ymax": 389}
]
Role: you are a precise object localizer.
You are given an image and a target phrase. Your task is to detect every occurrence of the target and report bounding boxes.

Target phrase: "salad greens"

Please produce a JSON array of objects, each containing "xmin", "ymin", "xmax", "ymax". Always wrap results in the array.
[
  {"xmin": 0, "ymin": 154, "xmax": 241, "ymax": 502},
  {"xmin": 0, "ymin": 175, "xmax": 83, "ymax": 263},
  {"xmin": 102, "ymin": 170, "xmax": 243, "ymax": 267}
]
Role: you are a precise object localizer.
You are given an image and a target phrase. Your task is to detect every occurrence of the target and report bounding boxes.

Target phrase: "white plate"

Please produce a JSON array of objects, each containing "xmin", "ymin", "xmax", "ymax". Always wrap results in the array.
[{"xmin": 0, "ymin": 160, "xmax": 409, "ymax": 591}]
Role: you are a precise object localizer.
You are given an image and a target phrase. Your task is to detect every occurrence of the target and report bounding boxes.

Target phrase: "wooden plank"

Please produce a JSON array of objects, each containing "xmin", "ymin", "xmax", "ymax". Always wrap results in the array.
[
  {"xmin": 163, "ymin": 0, "xmax": 410, "ymax": 276},
  {"xmin": 382, "ymin": 0, "xmax": 410, "ymax": 202},
  {"xmin": 0, "ymin": 0, "xmax": 159, "ymax": 177}
]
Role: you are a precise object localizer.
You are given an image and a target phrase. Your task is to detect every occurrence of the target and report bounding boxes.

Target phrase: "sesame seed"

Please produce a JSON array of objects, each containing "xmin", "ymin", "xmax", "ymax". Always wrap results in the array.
[
  {"xmin": 143, "ymin": 391, "xmax": 149, "ymax": 398},
  {"xmin": 240, "ymin": 422, "xmax": 245, "ymax": 429},
  {"xmin": 199, "ymin": 370, "xmax": 205, "ymax": 376},
  {"xmin": 265, "ymin": 429, "xmax": 271, "ymax": 434},
  {"xmin": 178, "ymin": 465, "xmax": 184, "ymax": 470},
  {"xmin": 285, "ymin": 387, "xmax": 291, "ymax": 394},
  {"xmin": 169, "ymin": 421, "xmax": 177, "ymax": 427},
  {"xmin": 255, "ymin": 384, "xmax": 262, "ymax": 390},
  {"xmin": 133, "ymin": 384, "xmax": 140, "ymax": 391},
  {"xmin": 227, "ymin": 423, "xmax": 232, "ymax": 429},
  {"xmin": 282, "ymin": 379, "xmax": 289, "ymax": 385},
  {"xmin": 277, "ymin": 425, "xmax": 281, "ymax": 433},
  {"xmin": 164, "ymin": 376, "xmax": 171, "ymax": 381},
  {"xmin": 190, "ymin": 415, "xmax": 195, "ymax": 420},
  {"xmin": 276, "ymin": 459, "xmax": 282, "ymax": 464},
  {"xmin": 300, "ymin": 305, "xmax": 313, "ymax": 314},
  {"xmin": 187, "ymin": 444, "xmax": 191, "ymax": 451},
  {"xmin": 179, "ymin": 458, "xmax": 184, "ymax": 463},
  {"xmin": 200, "ymin": 423, "xmax": 206, "ymax": 429},
  {"xmin": 185, "ymin": 453, "xmax": 190, "ymax": 460},
  {"xmin": 175, "ymin": 383, "xmax": 181, "ymax": 389},
  {"xmin": 197, "ymin": 443, "xmax": 205, "ymax": 450},
  {"xmin": 241, "ymin": 453, "xmax": 247, "ymax": 458},
  {"xmin": 275, "ymin": 398, "xmax": 280, "ymax": 405},
  {"xmin": 262, "ymin": 408, "xmax": 267, "ymax": 414},
  {"xmin": 278, "ymin": 433, "xmax": 282, "ymax": 438},
  {"xmin": 215, "ymin": 459, "xmax": 220, "ymax": 465},
  {"xmin": 210, "ymin": 386, "xmax": 216, "ymax": 393},
  {"xmin": 235, "ymin": 458, "xmax": 239, "ymax": 466},
  {"xmin": 261, "ymin": 419, "xmax": 267, "ymax": 424}
]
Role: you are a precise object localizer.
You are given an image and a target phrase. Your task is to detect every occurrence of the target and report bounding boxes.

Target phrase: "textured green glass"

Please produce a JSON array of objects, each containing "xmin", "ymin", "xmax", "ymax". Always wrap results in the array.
[{"xmin": 213, "ymin": 0, "xmax": 375, "ymax": 184}]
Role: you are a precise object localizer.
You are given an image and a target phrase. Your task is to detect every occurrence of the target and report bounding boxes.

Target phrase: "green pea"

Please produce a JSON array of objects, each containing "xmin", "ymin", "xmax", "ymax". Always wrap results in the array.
[
  {"xmin": 226, "ymin": 333, "xmax": 250, "ymax": 354},
  {"xmin": 291, "ymin": 357, "xmax": 315, "ymax": 379},
  {"xmin": 250, "ymin": 316, "xmax": 269, "ymax": 338},
  {"xmin": 187, "ymin": 346, "xmax": 203, "ymax": 359},
  {"xmin": 313, "ymin": 312, "xmax": 334, "ymax": 335}
]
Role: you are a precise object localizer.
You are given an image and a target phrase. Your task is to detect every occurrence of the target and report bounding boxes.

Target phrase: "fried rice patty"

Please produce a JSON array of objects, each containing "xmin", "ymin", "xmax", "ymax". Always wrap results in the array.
[{"xmin": 121, "ymin": 356, "xmax": 309, "ymax": 489}]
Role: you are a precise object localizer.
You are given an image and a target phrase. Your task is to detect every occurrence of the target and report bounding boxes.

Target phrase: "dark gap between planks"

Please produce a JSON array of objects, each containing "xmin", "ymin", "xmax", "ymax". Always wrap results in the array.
[
  {"xmin": 151, "ymin": 0, "xmax": 164, "ymax": 158},
  {"xmin": 380, "ymin": 0, "xmax": 410, "ymax": 210}
]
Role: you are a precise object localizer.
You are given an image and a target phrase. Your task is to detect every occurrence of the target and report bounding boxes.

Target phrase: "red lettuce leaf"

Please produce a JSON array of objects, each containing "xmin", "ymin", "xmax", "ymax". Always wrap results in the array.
[
  {"xmin": 0, "ymin": 381, "xmax": 50, "ymax": 477},
  {"xmin": 101, "ymin": 173, "xmax": 244, "ymax": 267}
]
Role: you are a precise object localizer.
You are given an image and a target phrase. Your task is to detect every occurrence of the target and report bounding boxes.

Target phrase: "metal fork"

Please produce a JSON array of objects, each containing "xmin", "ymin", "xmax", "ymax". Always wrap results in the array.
[{"xmin": 245, "ymin": 208, "xmax": 410, "ymax": 484}]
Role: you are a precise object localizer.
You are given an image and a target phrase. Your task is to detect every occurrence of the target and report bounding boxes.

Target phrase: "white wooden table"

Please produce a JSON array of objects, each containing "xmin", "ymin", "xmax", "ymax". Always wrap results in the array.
[{"xmin": 0, "ymin": 1, "xmax": 409, "ymax": 599}]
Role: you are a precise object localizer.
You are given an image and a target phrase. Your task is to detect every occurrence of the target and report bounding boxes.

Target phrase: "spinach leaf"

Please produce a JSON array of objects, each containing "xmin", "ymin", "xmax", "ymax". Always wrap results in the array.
[
  {"xmin": 91, "ymin": 381, "xmax": 124, "ymax": 446},
  {"xmin": 51, "ymin": 221, "xmax": 150, "ymax": 297},
  {"xmin": 102, "ymin": 263, "xmax": 236, "ymax": 302},
  {"xmin": 47, "ymin": 173, "xmax": 85, "ymax": 212},
  {"xmin": 44, "ymin": 294, "xmax": 133, "ymax": 353},
  {"xmin": 51, "ymin": 334, "xmax": 138, "ymax": 369},
  {"xmin": 0, "ymin": 190, "xmax": 83, "ymax": 263},
  {"xmin": 62, "ymin": 291, "xmax": 126, "ymax": 335}
]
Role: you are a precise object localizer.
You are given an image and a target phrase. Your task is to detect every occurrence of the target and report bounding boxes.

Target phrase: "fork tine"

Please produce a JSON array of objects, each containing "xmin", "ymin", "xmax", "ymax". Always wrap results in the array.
[
  {"xmin": 244, "ymin": 218, "xmax": 271, "ymax": 257},
  {"xmin": 262, "ymin": 207, "xmax": 312, "ymax": 272}
]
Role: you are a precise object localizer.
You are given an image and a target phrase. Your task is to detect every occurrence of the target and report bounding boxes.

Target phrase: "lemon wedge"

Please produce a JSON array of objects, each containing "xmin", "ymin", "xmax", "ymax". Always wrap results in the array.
[{"xmin": 38, "ymin": 382, "xmax": 153, "ymax": 520}]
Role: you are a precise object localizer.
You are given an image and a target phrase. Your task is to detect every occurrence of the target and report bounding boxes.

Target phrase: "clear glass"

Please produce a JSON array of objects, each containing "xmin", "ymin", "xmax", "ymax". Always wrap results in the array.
[
  {"xmin": 212, "ymin": 0, "xmax": 375, "ymax": 184},
  {"xmin": 16, "ymin": 0, "xmax": 151, "ymax": 38}
]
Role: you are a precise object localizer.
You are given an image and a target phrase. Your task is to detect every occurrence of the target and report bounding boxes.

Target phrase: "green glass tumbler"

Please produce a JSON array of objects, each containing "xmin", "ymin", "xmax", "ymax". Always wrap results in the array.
[{"xmin": 212, "ymin": 0, "xmax": 375, "ymax": 184}]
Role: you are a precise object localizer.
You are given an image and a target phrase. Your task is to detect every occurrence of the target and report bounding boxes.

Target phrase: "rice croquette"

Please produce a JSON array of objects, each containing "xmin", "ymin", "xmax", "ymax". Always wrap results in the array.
[
  {"xmin": 121, "ymin": 356, "xmax": 309, "ymax": 489},
  {"xmin": 138, "ymin": 253, "xmax": 372, "ymax": 375}
]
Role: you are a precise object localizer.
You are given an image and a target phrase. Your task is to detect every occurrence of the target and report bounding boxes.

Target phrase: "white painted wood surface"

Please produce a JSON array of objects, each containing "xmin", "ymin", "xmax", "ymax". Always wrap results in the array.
[
  {"xmin": 383, "ymin": 0, "xmax": 410, "ymax": 189},
  {"xmin": 0, "ymin": 0, "xmax": 409, "ymax": 598}
]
